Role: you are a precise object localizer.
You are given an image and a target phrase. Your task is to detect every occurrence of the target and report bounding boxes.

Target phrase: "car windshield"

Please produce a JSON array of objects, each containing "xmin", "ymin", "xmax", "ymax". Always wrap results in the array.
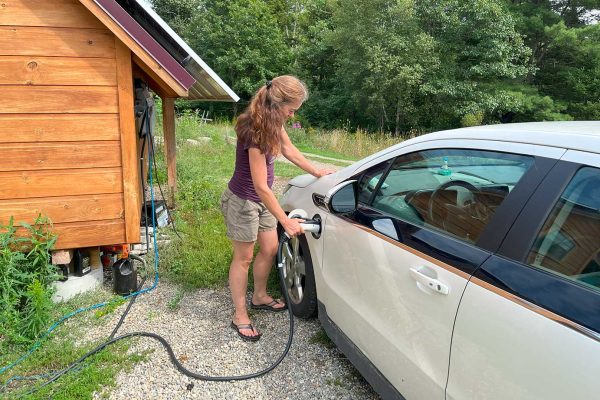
[{"xmin": 383, "ymin": 151, "xmax": 531, "ymax": 196}]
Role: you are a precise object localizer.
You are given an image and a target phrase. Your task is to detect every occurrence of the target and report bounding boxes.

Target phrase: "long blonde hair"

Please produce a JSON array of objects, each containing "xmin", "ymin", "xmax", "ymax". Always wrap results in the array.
[{"xmin": 235, "ymin": 75, "xmax": 308, "ymax": 156}]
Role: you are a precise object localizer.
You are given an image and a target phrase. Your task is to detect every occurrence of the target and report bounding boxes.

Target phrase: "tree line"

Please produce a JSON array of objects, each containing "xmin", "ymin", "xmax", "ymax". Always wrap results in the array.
[{"xmin": 150, "ymin": 0, "xmax": 600, "ymax": 134}]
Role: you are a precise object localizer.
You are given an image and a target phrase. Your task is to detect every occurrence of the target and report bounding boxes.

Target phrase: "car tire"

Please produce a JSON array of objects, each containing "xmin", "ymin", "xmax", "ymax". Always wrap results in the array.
[{"xmin": 277, "ymin": 224, "xmax": 318, "ymax": 319}]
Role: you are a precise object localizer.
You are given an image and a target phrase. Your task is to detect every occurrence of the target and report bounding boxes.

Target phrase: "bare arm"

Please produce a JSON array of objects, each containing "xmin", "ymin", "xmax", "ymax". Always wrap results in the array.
[
  {"xmin": 248, "ymin": 147, "xmax": 304, "ymax": 236},
  {"xmin": 280, "ymin": 127, "xmax": 335, "ymax": 177}
]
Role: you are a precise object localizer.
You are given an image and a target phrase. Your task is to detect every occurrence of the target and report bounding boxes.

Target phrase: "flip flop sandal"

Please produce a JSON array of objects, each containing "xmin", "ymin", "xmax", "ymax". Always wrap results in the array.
[
  {"xmin": 250, "ymin": 299, "xmax": 286, "ymax": 312},
  {"xmin": 230, "ymin": 321, "xmax": 262, "ymax": 342}
]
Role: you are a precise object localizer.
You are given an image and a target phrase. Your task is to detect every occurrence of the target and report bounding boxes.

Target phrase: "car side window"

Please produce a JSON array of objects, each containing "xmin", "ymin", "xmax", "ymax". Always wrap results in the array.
[
  {"xmin": 369, "ymin": 149, "xmax": 534, "ymax": 244},
  {"xmin": 527, "ymin": 167, "xmax": 600, "ymax": 292}
]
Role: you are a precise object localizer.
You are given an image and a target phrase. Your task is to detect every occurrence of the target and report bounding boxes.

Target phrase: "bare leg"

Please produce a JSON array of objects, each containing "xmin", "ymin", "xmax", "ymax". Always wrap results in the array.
[
  {"xmin": 252, "ymin": 229, "xmax": 285, "ymax": 309},
  {"xmin": 229, "ymin": 240, "xmax": 260, "ymax": 338}
]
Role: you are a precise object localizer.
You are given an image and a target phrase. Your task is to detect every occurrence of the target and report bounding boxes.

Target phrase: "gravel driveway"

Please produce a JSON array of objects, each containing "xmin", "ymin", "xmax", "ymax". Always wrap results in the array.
[{"xmin": 91, "ymin": 282, "xmax": 379, "ymax": 399}]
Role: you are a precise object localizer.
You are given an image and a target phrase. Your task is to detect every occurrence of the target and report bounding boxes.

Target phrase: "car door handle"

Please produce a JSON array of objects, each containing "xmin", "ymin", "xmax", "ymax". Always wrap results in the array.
[{"xmin": 409, "ymin": 268, "xmax": 450, "ymax": 295}]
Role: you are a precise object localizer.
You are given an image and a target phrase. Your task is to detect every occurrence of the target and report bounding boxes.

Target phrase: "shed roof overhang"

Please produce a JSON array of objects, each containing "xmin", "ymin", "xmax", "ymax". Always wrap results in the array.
[{"xmin": 80, "ymin": 0, "xmax": 239, "ymax": 102}]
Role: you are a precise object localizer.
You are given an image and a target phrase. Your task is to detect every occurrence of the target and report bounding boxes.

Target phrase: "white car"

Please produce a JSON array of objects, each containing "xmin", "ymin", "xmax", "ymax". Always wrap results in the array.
[{"xmin": 279, "ymin": 121, "xmax": 600, "ymax": 400}]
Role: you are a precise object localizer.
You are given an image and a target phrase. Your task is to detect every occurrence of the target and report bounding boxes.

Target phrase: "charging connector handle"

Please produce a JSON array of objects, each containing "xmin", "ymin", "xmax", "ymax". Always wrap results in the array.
[
  {"xmin": 281, "ymin": 219, "xmax": 321, "ymax": 241},
  {"xmin": 299, "ymin": 220, "xmax": 321, "ymax": 234}
]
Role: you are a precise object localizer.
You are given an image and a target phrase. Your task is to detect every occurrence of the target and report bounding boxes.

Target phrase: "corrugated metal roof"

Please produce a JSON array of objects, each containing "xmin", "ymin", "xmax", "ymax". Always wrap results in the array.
[{"xmin": 95, "ymin": 0, "xmax": 238, "ymax": 101}]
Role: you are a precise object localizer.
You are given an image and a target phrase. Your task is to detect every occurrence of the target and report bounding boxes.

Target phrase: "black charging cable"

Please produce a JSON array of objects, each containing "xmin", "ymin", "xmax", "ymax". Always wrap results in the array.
[
  {"xmin": 21, "ymin": 236, "xmax": 296, "ymax": 397},
  {"xmin": 17, "ymin": 129, "xmax": 300, "ymax": 394},
  {"xmin": 139, "ymin": 106, "xmax": 151, "ymax": 251}
]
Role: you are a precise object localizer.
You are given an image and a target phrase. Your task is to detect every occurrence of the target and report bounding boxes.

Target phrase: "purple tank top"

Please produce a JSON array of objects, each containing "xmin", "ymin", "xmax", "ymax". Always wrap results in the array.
[{"xmin": 228, "ymin": 139, "xmax": 274, "ymax": 203}]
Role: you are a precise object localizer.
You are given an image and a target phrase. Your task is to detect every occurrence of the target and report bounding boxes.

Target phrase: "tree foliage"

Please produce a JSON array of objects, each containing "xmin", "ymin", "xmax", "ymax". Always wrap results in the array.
[
  {"xmin": 150, "ymin": 0, "xmax": 600, "ymax": 133},
  {"xmin": 152, "ymin": 0, "xmax": 291, "ymax": 104},
  {"xmin": 415, "ymin": 0, "xmax": 533, "ymax": 128}
]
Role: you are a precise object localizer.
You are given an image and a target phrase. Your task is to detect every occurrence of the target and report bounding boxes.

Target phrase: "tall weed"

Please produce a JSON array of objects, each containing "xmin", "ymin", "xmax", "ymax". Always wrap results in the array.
[
  {"xmin": 0, "ymin": 216, "xmax": 58, "ymax": 345},
  {"xmin": 20, "ymin": 279, "xmax": 53, "ymax": 340}
]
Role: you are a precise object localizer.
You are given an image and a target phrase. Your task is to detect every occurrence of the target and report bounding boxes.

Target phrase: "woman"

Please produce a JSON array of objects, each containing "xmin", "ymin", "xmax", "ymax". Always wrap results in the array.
[{"xmin": 221, "ymin": 76, "xmax": 334, "ymax": 341}]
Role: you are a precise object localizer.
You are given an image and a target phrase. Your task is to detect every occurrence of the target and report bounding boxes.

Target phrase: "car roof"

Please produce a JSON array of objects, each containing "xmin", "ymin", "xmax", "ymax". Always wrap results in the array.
[
  {"xmin": 361, "ymin": 121, "xmax": 600, "ymax": 165},
  {"xmin": 421, "ymin": 121, "xmax": 600, "ymax": 146}
]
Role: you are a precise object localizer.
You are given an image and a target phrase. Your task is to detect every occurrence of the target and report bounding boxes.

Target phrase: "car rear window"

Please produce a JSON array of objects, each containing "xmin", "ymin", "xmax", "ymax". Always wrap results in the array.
[{"xmin": 527, "ymin": 167, "xmax": 600, "ymax": 292}]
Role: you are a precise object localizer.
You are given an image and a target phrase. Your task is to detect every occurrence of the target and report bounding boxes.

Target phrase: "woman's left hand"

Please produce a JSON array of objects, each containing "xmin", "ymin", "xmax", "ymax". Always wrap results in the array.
[{"xmin": 313, "ymin": 168, "xmax": 336, "ymax": 178}]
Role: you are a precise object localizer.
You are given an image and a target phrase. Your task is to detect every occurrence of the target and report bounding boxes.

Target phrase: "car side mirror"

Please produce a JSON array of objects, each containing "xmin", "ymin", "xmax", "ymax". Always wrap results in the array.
[{"xmin": 325, "ymin": 180, "xmax": 358, "ymax": 214}]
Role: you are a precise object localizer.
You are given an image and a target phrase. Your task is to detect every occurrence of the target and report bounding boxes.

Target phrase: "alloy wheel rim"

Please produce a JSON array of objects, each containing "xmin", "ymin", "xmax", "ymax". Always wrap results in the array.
[{"xmin": 282, "ymin": 237, "xmax": 306, "ymax": 304}]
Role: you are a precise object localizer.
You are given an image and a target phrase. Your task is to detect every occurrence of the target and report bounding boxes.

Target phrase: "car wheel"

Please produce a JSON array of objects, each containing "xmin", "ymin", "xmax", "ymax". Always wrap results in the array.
[{"xmin": 278, "ymin": 227, "xmax": 318, "ymax": 319}]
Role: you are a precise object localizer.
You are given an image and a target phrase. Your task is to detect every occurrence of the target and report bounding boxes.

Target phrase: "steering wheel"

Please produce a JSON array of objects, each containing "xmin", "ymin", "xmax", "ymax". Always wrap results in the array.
[{"xmin": 428, "ymin": 180, "xmax": 480, "ymax": 223}]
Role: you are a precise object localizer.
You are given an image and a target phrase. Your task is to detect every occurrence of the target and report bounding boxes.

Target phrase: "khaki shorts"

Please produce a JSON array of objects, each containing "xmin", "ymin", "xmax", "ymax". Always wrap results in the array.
[{"xmin": 220, "ymin": 188, "xmax": 277, "ymax": 242}]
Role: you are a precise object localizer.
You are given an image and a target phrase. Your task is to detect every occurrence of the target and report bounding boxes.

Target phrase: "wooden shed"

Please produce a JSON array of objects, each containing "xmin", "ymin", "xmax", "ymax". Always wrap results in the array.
[{"xmin": 0, "ymin": 0, "xmax": 238, "ymax": 252}]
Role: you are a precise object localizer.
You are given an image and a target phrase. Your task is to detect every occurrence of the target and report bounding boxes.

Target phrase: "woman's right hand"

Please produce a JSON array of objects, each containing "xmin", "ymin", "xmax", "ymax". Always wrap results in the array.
[{"xmin": 282, "ymin": 217, "xmax": 305, "ymax": 237}]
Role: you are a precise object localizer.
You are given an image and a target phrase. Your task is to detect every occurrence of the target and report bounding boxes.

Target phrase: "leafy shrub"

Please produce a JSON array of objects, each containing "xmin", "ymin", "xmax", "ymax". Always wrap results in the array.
[{"xmin": 0, "ymin": 216, "xmax": 58, "ymax": 344}]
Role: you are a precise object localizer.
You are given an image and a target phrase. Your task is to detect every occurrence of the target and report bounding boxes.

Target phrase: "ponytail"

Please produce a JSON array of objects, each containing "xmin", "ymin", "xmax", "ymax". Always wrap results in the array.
[{"xmin": 235, "ymin": 75, "xmax": 308, "ymax": 156}]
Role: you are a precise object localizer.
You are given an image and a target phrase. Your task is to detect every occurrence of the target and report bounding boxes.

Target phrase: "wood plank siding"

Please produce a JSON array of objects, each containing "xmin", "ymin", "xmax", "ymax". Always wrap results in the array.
[
  {"xmin": 0, "ymin": 168, "xmax": 123, "ymax": 200},
  {"xmin": 0, "ymin": 26, "xmax": 116, "ymax": 58},
  {"xmin": 0, "ymin": 0, "xmax": 136, "ymax": 249},
  {"xmin": 16, "ymin": 220, "xmax": 127, "ymax": 250},
  {"xmin": 0, "ymin": 194, "xmax": 125, "ymax": 224},
  {"xmin": 0, "ymin": 0, "xmax": 106, "ymax": 29},
  {"xmin": 0, "ymin": 56, "xmax": 117, "ymax": 86},
  {"xmin": 0, "ymin": 114, "xmax": 120, "ymax": 142},
  {"xmin": 0, "ymin": 142, "xmax": 122, "ymax": 171},
  {"xmin": 0, "ymin": 86, "xmax": 119, "ymax": 113}
]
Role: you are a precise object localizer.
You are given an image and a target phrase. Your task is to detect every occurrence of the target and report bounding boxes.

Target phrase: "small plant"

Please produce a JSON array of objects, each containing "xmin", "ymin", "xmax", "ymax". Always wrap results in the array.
[
  {"xmin": 326, "ymin": 377, "xmax": 346, "ymax": 388},
  {"xmin": 19, "ymin": 279, "xmax": 54, "ymax": 340},
  {"xmin": 0, "ymin": 215, "xmax": 58, "ymax": 344},
  {"xmin": 147, "ymin": 311, "xmax": 158, "ymax": 321},
  {"xmin": 94, "ymin": 296, "xmax": 127, "ymax": 318},
  {"xmin": 167, "ymin": 288, "xmax": 185, "ymax": 311},
  {"xmin": 309, "ymin": 328, "xmax": 336, "ymax": 349}
]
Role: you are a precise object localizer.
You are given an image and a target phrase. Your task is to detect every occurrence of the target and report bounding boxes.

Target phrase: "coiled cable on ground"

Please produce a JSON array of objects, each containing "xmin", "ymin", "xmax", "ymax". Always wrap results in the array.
[{"xmin": 19, "ymin": 230, "xmax": 295, "ymax": 397}]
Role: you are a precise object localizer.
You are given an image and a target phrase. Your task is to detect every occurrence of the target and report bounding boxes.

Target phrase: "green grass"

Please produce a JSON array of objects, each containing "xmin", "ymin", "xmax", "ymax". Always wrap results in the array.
[
  {"xmin": 153, "ymin": 122, "xmax": 236, "ymax": 288},
  {"xmin": 327, "ymin": 377, "xmax": 346, "ymax": 388},
  {"xmin": 287, "ymin": 128, "xmax": 358, "ymax": 160},
  {"xmin": 274, "ymin": 160, "xmax": 305, "ymax": 178},
  {"xmin": 167, "ymin": 288, "xmax": 185, "ymax": 311},
  {"xmin": 0, "ymin": 289, "xmax": 148, "ymax": 399},
  {"xmin": 94, "ymin": 296, "xmax": 127, "ymax": 318},
  {"xmin": 5, "ymin": 340, "xmax": 146, "ymax": 400}
]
